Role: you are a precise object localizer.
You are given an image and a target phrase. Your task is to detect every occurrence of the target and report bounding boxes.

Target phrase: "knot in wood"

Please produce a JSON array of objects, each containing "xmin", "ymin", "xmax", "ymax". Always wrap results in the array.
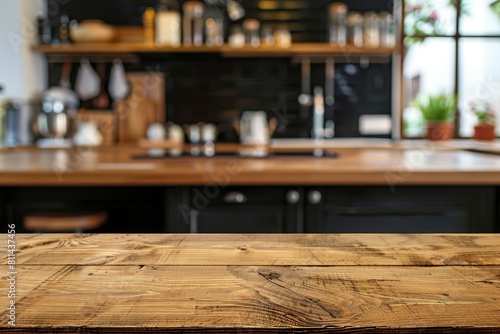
[{"xmin": 259, "ymin": 271, "xmax": 281, "ymax": 280}]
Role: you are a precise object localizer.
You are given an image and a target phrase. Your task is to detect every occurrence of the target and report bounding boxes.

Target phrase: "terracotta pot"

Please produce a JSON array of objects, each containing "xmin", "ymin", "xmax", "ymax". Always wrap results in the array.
[
  {"xmin": 473, "ymin": 124, "xmax": 496, "ymax": 141},
  {"xmin": 426, "ymin": 122, "xmax": 454, "ymax": 141}
]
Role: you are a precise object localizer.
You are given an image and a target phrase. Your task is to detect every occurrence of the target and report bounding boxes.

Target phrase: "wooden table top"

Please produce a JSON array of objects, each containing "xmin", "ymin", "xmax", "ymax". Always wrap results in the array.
[
  {"xmin": 1, "ymin": 143, "xmax": 500, "ymax": 186},
  {"xmin": 1, "ymin": 234, "xmax": 499, "ymax": 333}
]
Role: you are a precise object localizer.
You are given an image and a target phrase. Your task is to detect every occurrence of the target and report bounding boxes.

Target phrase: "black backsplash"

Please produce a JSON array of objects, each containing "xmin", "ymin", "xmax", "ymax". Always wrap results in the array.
[{"xmin": 49, "ymin": 0, "xmax": 394, "ymax": 139}]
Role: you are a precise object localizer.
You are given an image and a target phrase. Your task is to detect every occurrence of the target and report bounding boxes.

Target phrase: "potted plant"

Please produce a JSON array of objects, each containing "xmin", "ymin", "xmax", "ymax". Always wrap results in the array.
[
  {"xmin": 471, "ymin": 101, "xmax": 496, "ymax": 141},
  {"xmin": 417, "ymin": 94, "xmax": 456, "ymax": 141}
]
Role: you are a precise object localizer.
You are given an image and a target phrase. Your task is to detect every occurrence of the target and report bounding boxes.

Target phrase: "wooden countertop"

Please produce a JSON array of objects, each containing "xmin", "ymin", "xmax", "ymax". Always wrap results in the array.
[
  {"xmin": 1, "ymin": 234, "xmax": 499, "ymax": 333},
  {"xmin": 1, "ymin": 142, "xmax": 500, "ymax": 185}
]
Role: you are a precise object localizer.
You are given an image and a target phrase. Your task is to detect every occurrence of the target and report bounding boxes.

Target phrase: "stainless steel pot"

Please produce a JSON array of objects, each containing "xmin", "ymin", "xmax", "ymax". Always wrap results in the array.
[{"xmin": 34, "ymin": 101, "xmax": 74, "ymax": 139}]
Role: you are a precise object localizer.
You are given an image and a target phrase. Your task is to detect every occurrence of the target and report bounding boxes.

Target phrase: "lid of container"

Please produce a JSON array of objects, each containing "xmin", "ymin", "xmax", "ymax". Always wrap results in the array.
[
  {"xmin": 183, "ymin": 1, "xmax": 204, "ymax": 13},
  {"xmin": 242, "ymin": 18, "xmax": 260, "ymax": 31},
  {"xmin": 328, "ymin": 2, "xmax": 348, "ymax": 13}
]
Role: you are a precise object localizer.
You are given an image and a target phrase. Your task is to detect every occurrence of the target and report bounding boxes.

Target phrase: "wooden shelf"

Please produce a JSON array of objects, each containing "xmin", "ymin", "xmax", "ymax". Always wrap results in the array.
[{"xmin": 32, "ymin": 42, "xmax": 398, "ymax": 58}]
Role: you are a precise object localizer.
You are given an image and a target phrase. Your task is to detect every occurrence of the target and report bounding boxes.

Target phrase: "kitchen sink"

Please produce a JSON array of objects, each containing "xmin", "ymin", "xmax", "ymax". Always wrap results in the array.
[{"xmin": 131, "ymin": 150, "xmax": 339, "ymax": 160}]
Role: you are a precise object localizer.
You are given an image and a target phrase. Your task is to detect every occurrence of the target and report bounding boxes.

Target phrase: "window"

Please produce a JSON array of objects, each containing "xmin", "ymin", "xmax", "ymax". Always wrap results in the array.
[{"xmin": 402, "ymin": 0, "xmax": 500, "ymax": 138}]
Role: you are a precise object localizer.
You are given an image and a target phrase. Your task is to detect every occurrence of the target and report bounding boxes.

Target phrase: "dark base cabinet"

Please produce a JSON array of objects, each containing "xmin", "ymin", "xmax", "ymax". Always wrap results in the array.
[
  {"xmin": 167, "ymin": 187, "xmax": 303, "ymax": 233},
  {"xmin": 1, "ymin": 187, "xmax": 165, "ymax": 233},
  {"xmin": 305, "ymin": 186, "xmax": 497, "ymax": 233},
  {"xmin": 0, "ymin": 185, "xmax": 498, "ymax": 234}
]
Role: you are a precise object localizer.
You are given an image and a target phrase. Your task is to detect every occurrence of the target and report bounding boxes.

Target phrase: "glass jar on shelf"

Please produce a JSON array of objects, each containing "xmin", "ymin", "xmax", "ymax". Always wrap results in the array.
[
  {"xmin": 228, "ymin": 25, "xmax": 245, "ymax": 48},
  {"xmin": 347, "ymin": 11, "xmax": 364, "ymax": 48},
  {"xmin": 274, "ymin": 28, "xmax": 292, "ymax": 48},
  {"xmin": 379, "ymin": 12, "xmax": 396, "ymax": 48},
  {"xmin": 363, "ymin": 11, "xmax": 381, "ymax": 48},
  {"xmin": 155, "ymin": 0, "xmax": 181, "ymax": 47},
  {"xmin": 328, "ymin": 2, "xmax": 348, "ymax": 46}
]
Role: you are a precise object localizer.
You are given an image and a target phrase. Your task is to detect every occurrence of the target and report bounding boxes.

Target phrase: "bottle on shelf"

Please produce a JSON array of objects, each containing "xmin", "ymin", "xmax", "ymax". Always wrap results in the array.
[
  {"xmin": 59, "ymin": 14, "xmax": 71, "ymax": 44},
  {"xmin": 143, "ymin": 7, "xmax": 156, "ymax": 45},
  {"xmin": 155, "ymin": 0, "xmax": 181, "ymax": 47},
  {"xmin": 203, "ymin": 0, "xmax": 224, "ymax": 47},
  {"xmin": 183, "ymin": 1, "xmax": 205, "ymax": 46},
  {"xmin": 37, "ymin": 16, "xmax": 52, "ymax": 44},
  {"xmin": 328, "ymin": 3, "xmax": 348, "ymax": 47}
]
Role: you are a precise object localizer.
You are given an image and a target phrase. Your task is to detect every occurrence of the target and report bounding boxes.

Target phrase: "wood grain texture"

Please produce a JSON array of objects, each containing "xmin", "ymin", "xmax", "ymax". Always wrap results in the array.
[
  {"xmin": 0, "ymin": 234, "xmax": 499, "ymax": 333},
  {"xmin": 1, "ymin": 265, "xmax": 500, "ymax": 331},
  {"xmin": 5, "ymin": 234, "xmax": 500, "ymax": 267},
  {"xmin": 2, "ymin": 145, "xmax": 500, "ymax": 186}
]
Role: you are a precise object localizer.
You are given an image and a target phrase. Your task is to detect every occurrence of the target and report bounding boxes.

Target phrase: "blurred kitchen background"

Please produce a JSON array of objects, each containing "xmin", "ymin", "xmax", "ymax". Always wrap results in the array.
[{"xmin": 1, "ymin": 0, "xmax": 499, "ymax": 145}]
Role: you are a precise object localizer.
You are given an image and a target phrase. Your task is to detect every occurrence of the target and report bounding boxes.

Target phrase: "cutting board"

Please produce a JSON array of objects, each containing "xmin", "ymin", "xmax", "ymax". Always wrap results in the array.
[{"xmin": 115, "ymin": 72, "xmax": 166, "ymax": 142}]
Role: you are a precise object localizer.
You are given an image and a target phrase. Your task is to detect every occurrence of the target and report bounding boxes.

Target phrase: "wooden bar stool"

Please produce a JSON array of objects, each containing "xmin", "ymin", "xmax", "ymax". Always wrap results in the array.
[{"xmin": 23, "ymin": 211, "xmax": 108, "ymax": 233}]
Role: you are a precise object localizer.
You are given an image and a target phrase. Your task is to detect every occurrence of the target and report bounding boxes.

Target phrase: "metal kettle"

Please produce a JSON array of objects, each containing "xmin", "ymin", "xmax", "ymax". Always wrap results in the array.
[{"xmin": 235, "ymin": 111, "xmax": 278, "ymax": 145}]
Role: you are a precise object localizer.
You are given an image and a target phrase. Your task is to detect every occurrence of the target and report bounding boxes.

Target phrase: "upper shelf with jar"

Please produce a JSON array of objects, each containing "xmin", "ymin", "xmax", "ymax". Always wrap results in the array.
[{"xmin": 32, "ymin": 1, "xmax": 401, "ymax": 60}]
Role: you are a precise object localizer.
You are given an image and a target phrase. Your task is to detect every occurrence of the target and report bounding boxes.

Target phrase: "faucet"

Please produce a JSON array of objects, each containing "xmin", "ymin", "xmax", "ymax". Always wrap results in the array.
[{"xmin": 312, "ymin": 86, "xmax": 325, "ymax": 140}]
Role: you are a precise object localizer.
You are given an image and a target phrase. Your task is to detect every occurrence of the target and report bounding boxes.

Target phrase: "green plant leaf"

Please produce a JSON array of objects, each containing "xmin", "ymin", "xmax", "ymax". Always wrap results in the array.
[{"xmin": 417, "ymin": 94, "xmax": 457, "ymax": 122}]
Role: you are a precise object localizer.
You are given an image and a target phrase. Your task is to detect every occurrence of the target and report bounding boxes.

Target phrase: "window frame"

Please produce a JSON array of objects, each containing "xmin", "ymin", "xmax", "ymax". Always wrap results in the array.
[{"xmin": 400, "ymin": 0, "xmax": 500, "ymax": 138}]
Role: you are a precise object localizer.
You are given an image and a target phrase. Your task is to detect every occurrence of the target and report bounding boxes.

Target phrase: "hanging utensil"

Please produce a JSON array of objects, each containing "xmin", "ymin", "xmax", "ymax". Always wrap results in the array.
[
  {"xmin": 298, "ymin": 57, "xmax": 312, "ymax": 107},
  {"xmin": 75, "ymin": 59, "xmax": 101, "ymax": 102},
  {"xmin": 324, "ymin": 58, "xmax": 336, "ymax": 138},
  {"xmin": 325, "ymin": 58, "xmax": 335, "ymax": 107},
  {"xmin": 108, "ymin": 59, "xmax": 130, "ymax": 101},
  {"xmin": 91, "ymin": 62, "xmax": 110, "ymax": 109}
]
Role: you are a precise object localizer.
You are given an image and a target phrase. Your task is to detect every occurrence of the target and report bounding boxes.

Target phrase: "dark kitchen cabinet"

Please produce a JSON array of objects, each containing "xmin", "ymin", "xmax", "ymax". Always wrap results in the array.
[
  {"xmin": 167, "ymin": 187, "xmax": 303, "ymax": 233},
  {"xmin": 1, "ymin": 185, "xmax": 498, "ymax": 234},
  {"xmin": 0, "ymin": 189, "xmax": 6, "ymax": 231},
  {"xmin": 3, "ymin": 187, "xmax": 165, "ymax": 233},
  {"xmin": 497, "ymin": 187, "xmax": 500, "ymax": 232},
  {"xmin": 305, "ymin": 186, "xmax": 496, "ymax": 233}
]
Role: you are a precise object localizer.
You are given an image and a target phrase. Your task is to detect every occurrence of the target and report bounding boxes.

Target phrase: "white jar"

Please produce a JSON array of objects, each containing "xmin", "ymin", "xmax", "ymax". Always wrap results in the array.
[
  {"xmin": 156, "ymin": 2, "xmax": 181, "ymax": 47},
  {"xmin": 73, "ymin": 121, "xmax": 103, "ymax": 147}
]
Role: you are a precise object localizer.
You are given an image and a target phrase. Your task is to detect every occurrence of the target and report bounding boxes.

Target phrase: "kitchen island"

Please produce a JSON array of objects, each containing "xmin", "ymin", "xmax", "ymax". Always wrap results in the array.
[
  {"xmin": 1, "ymin": 143, "xmax": 500, "ymax": 186},
  {"xmin": 1, "ymin": 234, "xmax": 499, "ymax": 333},
  {"xmin": 0, "ymin": 143, "xmax": 499, "ymax": 234}
]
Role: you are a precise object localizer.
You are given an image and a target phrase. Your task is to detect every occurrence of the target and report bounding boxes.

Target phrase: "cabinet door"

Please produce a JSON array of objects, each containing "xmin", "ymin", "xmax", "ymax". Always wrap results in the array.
[
  {"xmin": 306, "ymin": 186, "xmax": 496, "ymax": 233},
  {"xmin": 193, "ymin": 206, "xmax": 285, "ymax": 233},
  {"xmin": 176, "ymin": 187, "xmax": 302, "ymax": 233}
]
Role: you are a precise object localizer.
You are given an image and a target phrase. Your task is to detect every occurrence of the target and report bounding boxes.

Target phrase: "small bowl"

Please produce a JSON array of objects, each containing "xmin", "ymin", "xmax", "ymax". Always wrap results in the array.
[{"xmin": 70, "ymin": 20, "xmax": 116, "ymax": 43}]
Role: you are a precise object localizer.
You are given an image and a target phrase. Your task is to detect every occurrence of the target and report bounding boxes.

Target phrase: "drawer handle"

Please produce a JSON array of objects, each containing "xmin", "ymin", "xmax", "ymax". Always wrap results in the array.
[
  {"xmin": 224, "ymin": 191, "xmax": 247, "ymax": 204},
  {"xmin": 286, "ymin": 190, "xmax": 300, "ymax": 204},
  {"xmin": 308, "ymin": 190, "xmax": 322, "ymax": 205}
]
